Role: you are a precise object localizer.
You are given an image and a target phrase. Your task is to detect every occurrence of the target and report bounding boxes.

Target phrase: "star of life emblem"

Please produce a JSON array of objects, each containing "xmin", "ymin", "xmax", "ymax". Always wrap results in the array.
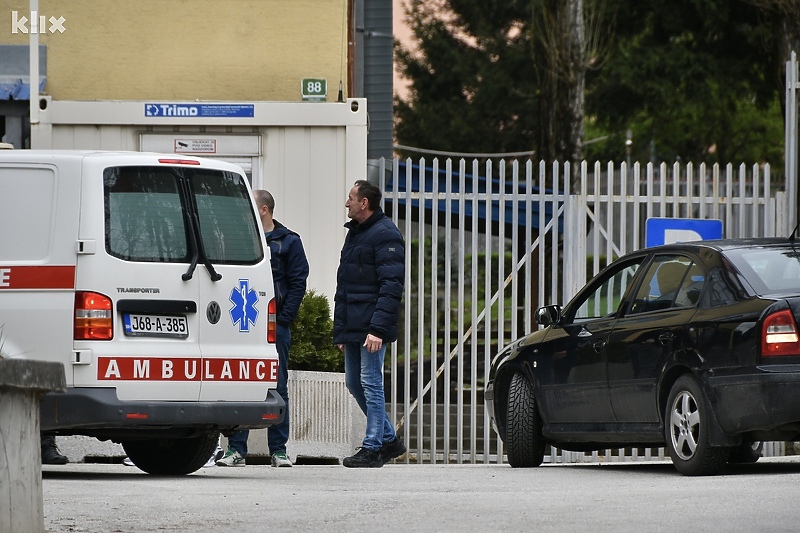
[{"xmin": 229, "ymin": 279, "xmax": 259, "ymax": 332}]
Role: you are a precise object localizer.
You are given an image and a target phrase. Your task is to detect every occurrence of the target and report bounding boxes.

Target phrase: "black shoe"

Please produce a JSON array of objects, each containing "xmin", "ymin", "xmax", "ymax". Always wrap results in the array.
[
  {"xmin": 380, "ymin": 436, "xmax": 406, "ymax": 463},
  {"xmin": 343, "ymin": 448, "xmax": 384, "ymax": 468},
  {"xmin": 41, "ymin": 442, "xmax": 68, "ymax": 465}
]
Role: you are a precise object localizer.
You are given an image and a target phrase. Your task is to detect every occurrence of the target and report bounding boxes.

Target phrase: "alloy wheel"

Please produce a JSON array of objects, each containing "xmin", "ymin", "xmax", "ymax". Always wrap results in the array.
[{"xmin": 669, "ymin": 389, "xmax": 700, "ymax": 461}]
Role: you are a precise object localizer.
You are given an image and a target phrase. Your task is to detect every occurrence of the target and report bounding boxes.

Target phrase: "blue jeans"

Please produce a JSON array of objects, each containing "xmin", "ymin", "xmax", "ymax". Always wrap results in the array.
[
  {"xmin": 228, "ymin": 324, "xmax": 291, "ymax": 456},
  {"xmin": 344, "ymin": 342, "xmax": 397, "ymax": 451}
]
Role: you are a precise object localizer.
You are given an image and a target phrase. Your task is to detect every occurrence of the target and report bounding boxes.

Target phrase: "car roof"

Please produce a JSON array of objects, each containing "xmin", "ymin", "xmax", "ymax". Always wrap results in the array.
[{"xmin": 643, "ymin": 237, "xmax": 796, "ymax": 254}]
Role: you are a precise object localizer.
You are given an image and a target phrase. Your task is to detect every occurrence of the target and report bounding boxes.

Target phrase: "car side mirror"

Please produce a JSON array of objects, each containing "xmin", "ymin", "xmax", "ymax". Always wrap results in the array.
[{"xmin": 536, "ymin": 305, "xmax": 561, "ymax": 326}]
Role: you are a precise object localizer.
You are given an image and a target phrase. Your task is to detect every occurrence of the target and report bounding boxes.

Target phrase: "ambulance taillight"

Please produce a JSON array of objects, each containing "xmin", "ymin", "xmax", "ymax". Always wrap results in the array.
[
  {"xmin": 267, "ymin": 298, "xmax": 276, "ymax": 343},
  {"xmin": 74, "ymin": 292, "xmax": 114, "ymax": 340}
]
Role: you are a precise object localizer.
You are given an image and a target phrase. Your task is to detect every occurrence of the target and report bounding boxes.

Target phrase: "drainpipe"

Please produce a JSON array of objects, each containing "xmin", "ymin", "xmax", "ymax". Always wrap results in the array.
[{"xmin": 29, "ymin": 0, "xmax": 39, "ymax": 131}]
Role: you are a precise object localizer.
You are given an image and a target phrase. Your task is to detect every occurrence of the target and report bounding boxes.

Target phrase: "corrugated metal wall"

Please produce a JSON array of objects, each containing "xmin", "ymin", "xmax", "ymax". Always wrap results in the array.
[{"xmin": 357, "ymin": 0, "xmax": 393, "ymax": 161}]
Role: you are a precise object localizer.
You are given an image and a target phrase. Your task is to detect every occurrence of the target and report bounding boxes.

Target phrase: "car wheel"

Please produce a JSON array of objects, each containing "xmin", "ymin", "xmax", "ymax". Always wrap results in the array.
[
  {"xmin": 665, "ymin": 375, "xmax": 728, "ymax": 476},
  {"xmin": 728, "ymin": 441, "xmax": 763, "ymax": 464},
  {"xmin": 506, "ymin": 372, "xmax": 545, "ymax": 468},
  {"xmin": 122, "ymin": 432, "xmax": 218, "ymax": 475}
]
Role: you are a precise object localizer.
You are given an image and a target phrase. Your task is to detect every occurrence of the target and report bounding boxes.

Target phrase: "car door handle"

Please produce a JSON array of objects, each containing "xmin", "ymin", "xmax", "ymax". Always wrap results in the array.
[
  {"xmin": 593, "ymin": 339, "xmax": 606, "ymax": 352},
  {"xmin": 659, "ymin": 332, "xmax": 674, "ymax": 345}
]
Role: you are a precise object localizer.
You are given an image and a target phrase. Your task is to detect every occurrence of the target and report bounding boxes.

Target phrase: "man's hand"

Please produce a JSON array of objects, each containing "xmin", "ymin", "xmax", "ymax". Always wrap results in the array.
[{"xmin": 363, "ymin": 334, "xmax": 383, "ymax": 353}]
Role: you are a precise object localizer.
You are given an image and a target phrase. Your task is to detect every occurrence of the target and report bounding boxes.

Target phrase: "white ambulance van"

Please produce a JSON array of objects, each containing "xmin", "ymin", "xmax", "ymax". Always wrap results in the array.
[{"xmin": 0, "ymin": 150, "xmax": 282, "ymax": 474}]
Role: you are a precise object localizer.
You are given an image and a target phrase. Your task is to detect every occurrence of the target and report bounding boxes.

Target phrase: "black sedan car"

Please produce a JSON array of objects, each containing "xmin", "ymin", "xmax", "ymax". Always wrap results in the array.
[{"xmin": 485, "ymin": 238, "xmax": 800, "ymax": 475}]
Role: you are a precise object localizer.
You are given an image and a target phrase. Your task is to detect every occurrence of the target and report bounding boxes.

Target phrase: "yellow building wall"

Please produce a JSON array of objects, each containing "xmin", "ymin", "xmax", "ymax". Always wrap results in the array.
[{"xmin": 1, "ymin": 0, "xmax": 349, "ymax": 101}]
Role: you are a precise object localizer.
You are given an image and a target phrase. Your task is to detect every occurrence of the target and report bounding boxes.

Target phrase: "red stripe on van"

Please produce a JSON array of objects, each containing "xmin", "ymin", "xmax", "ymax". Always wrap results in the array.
[{"xmin": 0, "ymin": 265, "xmax": 75, "ymax": 289}]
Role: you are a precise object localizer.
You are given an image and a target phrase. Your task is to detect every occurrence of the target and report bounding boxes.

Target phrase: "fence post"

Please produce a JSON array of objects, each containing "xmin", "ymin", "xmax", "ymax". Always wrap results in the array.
[
  {"xmin": 786, "ymin": 51, "xmax": 799, "ymax": 234},
  {"xmin": 564, "ymin": 192, "xmax": 585, "ymax": 302}
]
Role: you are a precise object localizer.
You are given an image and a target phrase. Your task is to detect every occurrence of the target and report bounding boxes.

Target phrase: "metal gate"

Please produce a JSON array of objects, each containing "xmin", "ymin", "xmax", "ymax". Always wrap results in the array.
[{"xmin": 379, "ymin": 156, "xmax": 787, "ymax": 464}]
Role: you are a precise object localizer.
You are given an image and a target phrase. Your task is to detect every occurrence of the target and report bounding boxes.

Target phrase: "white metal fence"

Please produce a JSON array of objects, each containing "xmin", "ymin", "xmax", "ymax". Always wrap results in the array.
[{"xmin": 378, "ymin": 156, "xmax": 788, "ymax": 464}]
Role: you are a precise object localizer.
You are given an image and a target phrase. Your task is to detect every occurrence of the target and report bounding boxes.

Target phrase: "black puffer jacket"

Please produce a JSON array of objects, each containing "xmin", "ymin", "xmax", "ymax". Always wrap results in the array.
[
  {"xmin": 333, "ymin": 208, "xmax": 405, "ymax": 344},
  {"xmin": 267, "ymin": 221, "xmax": 309, "ymax": 327}
]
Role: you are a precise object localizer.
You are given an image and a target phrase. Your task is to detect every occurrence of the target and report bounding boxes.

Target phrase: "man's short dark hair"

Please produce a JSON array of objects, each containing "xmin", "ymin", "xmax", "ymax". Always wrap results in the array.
[
  {"xmin": 354, "ymin": 180, "xmax": 382, "ymax": 210},
  {"xmin": 253, "ymin": 189, "xmax": 275, "ymax": 213}
]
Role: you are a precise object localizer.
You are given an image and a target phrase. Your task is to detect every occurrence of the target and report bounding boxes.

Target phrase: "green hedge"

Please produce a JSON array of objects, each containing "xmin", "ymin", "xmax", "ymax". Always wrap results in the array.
[{"xmin": 289, "ymin": 289, "xmax": 344, "ymax": 372}]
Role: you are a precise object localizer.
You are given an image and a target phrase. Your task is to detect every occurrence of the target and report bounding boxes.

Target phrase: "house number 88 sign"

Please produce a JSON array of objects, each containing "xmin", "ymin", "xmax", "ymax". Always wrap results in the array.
[{"xmin": 301, "ymin": 78, "xmax": 327, "ymax": 101}]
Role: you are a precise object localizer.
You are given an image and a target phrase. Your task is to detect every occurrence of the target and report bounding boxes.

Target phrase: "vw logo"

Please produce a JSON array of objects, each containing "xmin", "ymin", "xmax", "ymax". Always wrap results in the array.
[{"xmin": 206, "ymin": 301, "xmax": 221, "ymax": 324}]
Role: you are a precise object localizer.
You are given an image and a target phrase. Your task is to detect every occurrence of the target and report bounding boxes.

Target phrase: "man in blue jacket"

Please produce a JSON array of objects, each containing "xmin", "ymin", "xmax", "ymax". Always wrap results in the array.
[
  {"xmin": 335, "ymin": 180, "xmax": 406, "ymax": 468},
  {"xmin": 217, "ymin": 189, "xmax": 309, "ymax": 468}
]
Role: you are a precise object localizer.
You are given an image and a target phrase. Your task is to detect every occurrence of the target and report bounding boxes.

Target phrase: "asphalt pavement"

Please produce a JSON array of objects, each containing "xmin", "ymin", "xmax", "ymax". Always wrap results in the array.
[{"xmin": 42, "ymin": 457, "xmax": 800, "ymax": 533}]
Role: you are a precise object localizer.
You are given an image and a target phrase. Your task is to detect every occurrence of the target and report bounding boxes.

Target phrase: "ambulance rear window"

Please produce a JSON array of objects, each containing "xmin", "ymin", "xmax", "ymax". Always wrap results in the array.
[
  {"xmin": 191, "ymin": 170, "xmax": 262, "ymax": 264},
  {"xmin": 104, "ymin": 166, "xmax": 262, "ymax": 264},
  {"xmin": 105, "ymin": 167, "xmax": 189, "ymax": 262}
]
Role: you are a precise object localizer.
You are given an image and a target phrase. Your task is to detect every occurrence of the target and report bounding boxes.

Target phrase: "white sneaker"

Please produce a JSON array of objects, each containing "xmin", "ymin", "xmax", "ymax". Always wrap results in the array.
[
  {"xmin": 203, "ymin": 446, "xmax": 224, "ymax": 468},
  {"xmin": 271, "ymin": 451, "xmax": 293, "ymax": 467},
  {"xmin": 215, "ymin": 449, "xmax": 246, "ymax": 467},
  {"xmin": 122, "ymin": 457, "xmax": 134, "ymax": 467}
]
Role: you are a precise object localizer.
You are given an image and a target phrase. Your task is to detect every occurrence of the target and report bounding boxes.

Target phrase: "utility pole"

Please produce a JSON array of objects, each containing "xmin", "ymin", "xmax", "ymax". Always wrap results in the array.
[{"xmin": 786, "ymin": 51, "xmax": 798, "ymax": 234}]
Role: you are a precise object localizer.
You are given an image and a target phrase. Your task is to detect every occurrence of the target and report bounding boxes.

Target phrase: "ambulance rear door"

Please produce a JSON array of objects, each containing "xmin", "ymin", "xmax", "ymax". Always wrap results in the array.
[
  {"xmin": 188, "ymin": 167, "xmax": 278, "ymax": 402},
  {"xmin": 72, "ymin": 155, "xmax": 205, "ymax": 401}
]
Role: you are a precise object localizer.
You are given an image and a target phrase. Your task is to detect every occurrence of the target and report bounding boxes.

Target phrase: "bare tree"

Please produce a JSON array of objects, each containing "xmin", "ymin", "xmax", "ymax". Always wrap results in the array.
[
  {"xmin": 533, "ymin": 0, "xmax": 612, "ymax": 188},
  {"xmin": 744, "ymin": 0, "xmax": 800, "ymax": 62}
]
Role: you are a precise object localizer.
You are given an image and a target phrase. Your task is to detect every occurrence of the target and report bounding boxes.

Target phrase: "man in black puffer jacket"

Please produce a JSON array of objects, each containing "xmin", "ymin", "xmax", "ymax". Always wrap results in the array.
[{"xmin": 335, "ymin": 180, "xmax": 406, "ymax": 468}]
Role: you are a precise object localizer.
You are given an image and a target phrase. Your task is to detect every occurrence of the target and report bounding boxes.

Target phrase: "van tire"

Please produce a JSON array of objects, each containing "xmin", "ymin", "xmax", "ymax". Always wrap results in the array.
[{"xmin": 122, "ymin": 432, "xmax": 218, "ymax": 475}]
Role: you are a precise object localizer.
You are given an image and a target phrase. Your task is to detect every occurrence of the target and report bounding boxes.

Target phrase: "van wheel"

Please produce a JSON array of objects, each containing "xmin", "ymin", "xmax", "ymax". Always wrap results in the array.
[
  {"xmin": 665, "ymin": 375, "xmax": 728, "ymax": 476},
  {"xmin": 122, "ymin": 432, "xmax": 218, "ymax": 475},
  {"xmin": 506, "ymin": 372, "xmax": 545, "ymax": 468}
]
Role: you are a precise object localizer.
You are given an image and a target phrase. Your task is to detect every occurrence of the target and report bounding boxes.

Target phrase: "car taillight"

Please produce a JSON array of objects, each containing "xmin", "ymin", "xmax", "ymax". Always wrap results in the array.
[
  {"xmin": 761, "ymin": 309, "xmax": 800, "ymax": 357},
  {"xmin": 267, "ymin": 297, "xmax": 277, "ymax": 343},
  {"xmin": 74, "ymin": 291, "xmax": 113, "ymax": 340}
]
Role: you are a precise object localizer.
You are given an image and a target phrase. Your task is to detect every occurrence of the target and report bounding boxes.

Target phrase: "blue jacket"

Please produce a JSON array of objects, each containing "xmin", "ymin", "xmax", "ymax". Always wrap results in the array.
[
  {"xmin": 267, "ymin": 221, "xmax": 309, "ymax": 327},
  {"xmin": 333, "ymin": 208, "xmax": 405, "ymax": 344}
]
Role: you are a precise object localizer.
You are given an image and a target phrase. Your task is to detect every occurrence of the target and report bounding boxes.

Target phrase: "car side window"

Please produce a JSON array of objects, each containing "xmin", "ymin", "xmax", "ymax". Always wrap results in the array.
[
  {"xmin": 628, "ymin": 255, "xmax": 700, "ymax": 314},
  {"xmin": 573, "ymin": 260, "xmax": 642, "ymax": 321},
  {"xmin": 702, "ymin": 268, "xmax": 739, "ymax": 307},
  {"xmin": 675, "ymin": 262, "xmax": 705, "ymax": 307}
]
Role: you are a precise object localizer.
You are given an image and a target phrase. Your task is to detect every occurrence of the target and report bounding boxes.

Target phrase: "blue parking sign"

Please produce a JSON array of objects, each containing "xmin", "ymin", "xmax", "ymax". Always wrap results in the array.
[{"xmin": 645, "ymin": 218, "xmax": 723, "ymax": 247}]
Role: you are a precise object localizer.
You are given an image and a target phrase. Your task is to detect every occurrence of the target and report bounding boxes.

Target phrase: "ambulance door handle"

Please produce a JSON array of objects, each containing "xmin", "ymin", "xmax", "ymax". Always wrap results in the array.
[{"xmin": 76, "ymin": 240, "xmax": 96, "ymax": 255}]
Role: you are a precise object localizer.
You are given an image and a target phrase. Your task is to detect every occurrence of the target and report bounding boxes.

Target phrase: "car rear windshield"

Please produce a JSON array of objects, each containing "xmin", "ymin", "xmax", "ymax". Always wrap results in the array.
[
  {"xmin": 725, "ymin": 246, "xmax": 800, "ymax": 294},
  {"xmin": 104, "ymin": 166, "xmax": 262, "ymax": 264}
]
